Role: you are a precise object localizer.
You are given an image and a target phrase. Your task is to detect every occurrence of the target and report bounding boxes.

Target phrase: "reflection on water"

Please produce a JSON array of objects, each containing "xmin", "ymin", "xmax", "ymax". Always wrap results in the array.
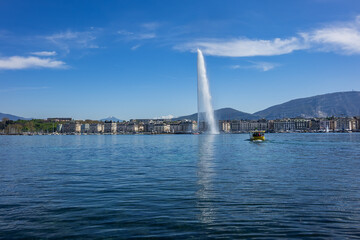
[{"xmin": 196, "ymin": 134, "xmax": 217, "ymax": 224}]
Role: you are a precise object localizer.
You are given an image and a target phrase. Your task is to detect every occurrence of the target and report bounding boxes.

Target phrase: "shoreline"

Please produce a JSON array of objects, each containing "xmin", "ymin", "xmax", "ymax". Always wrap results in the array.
[{"xmin": 0, "ymin": 131, "xmax": 358, "ymax": 136}]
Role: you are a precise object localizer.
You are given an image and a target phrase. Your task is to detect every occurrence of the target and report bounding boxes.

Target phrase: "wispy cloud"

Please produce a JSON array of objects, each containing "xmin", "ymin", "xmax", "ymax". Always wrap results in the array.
[
  {"xmin": 117, "ymin": 30, "xmax": 156, "ymax": 40},
  {"xmin": 131, "ymin": 44, "xmax": 141, "ymax": 50},
  {"xmin": 117, "ymin": 23, "xmax": 159, "ymax": 47},
  {"xmin": 0, "ymin": 86, "xmax": 49, "ymax": 92},
  {"xmin": 0, "ymin": 56, "xmax": 66, "ymax": 70},
  {"xmin": 30, "ymin": 51, "xmax": 57, "ymax": 56},
  {"xmin": 230, "ymin": 61, "xmax": 279, "ymax": 71},
  {"xmin": 141, "ymin": 22, "xmax": 161, "ymax": 31},
  {"xmin": 176, "ymin": 37, "xmax": 308, "ymax": 57},
  {"xmin": 301, "ymin": 15, "xmax": 360, "ymax": 54},
  {"xmin": 45, "ymin": 29, "xmax": 99, "ymax": 52}
]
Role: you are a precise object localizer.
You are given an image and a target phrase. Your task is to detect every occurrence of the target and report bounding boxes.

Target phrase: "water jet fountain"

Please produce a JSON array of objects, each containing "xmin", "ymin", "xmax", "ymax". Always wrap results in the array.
[{"xmin": 197, "ymin": 49, "xmax": 219, "ymax": 134}]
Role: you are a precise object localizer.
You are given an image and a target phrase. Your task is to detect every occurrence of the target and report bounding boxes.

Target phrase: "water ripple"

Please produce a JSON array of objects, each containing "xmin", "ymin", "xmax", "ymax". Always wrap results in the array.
[{"xmin": 0, "ymin": 134, "xmax": 360, "ymax": 238}]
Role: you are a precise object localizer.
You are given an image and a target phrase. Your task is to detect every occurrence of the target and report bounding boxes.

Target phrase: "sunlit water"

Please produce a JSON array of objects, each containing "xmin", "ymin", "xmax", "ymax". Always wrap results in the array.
[{"xmin": 1, "ymin": 134, "xmax": 360, "ymax": 239}]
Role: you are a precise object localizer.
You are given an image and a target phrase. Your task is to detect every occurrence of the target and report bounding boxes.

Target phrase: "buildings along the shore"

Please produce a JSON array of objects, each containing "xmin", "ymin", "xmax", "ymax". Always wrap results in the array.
[{"xmin": 51, "ymin": 117, "xmax": 360, "ymax": 135}]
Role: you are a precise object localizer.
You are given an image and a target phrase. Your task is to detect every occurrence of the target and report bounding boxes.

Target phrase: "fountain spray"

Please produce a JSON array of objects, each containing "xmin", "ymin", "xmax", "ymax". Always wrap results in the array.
[{"xmin": 197, "ymin": 49, "xmax": 219, "ymax": 134}]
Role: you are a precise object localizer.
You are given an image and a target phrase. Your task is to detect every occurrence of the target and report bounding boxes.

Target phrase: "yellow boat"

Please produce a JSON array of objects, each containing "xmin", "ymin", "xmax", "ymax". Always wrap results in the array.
[{"xmin": 250, "ymin": 130, "xmax": 265, "ymax": 141}]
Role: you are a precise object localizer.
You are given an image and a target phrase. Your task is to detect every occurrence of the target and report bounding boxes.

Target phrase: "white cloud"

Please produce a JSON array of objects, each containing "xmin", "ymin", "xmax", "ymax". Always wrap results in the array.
[
  {"xmin": 301, "ymin": 15, "xmax": 360, "ymax": 54},
  {"xmin": 154, "ymin": 114, "xmax": 175, "ymax": 119},
  {"xmin": 0, "ymin": 56, "xmax": 66, "ymax": 70},
  {"xmin": 231, "ymin": 61, "xmax": 279, "ymax": 71},
  {"xmin": 30, "ymin": 51, "xmax": 57, "ymax": 56},
  {"xmin": 175, "ymin": 16, "xmax": 360, "ymax": 57},
  {"xmin": 176, "ymin": 37, "xmax": 308, "ymax": 57}
]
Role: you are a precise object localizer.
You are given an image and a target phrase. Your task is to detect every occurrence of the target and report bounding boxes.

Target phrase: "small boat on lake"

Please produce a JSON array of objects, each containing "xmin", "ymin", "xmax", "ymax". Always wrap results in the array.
[{"xmin": 250, "ymin": 130, "xmax": 265, "ymax": 141}]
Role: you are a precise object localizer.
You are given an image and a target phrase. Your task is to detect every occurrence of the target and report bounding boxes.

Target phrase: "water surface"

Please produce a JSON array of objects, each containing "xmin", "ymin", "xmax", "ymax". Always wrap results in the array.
[{"xmin": 1, "ymin": 134, "xmax": 360, "ymax": 238}]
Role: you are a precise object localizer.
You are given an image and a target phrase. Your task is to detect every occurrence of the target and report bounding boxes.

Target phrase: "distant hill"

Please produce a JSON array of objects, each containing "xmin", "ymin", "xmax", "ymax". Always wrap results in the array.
[
  {"xmin": 100, "ymin": 116, "xmax": 123, "ymax": 122},
  {"xmin": 0, "ymin": 113, "xmax": 27, "ymax": 121},
  {"xmin": 175, "ymin": 108, "xmax": 258, "ymax": 121},
  {"xmin": 254, "ymin": 91, "xmax": 360, "ymax": 119},
  {"xmin": 175, "ymin": 91, "xmax": 360, "ymax": 121}
]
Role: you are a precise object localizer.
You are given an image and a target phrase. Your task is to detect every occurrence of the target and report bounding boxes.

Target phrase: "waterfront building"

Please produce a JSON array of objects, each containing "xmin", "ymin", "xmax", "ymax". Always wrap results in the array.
[
  {"xmin": 219, "ymin": 121, "xmax": 231, "ymax": 133},
  {"xmin": 273, "ymin": 119, "xmax": 295, "ymax": 132},
  {"xmin": 170, "ymin": 121, "xmax": 182, "ymax": 133},
  {"xmin": 144, "ymin": 122, "xmax": 154, "ymax": 133},
  {"xmin": 198, "ymin": 121, "xmax": 207, "ymax": 132},
  {"xmin": 229, "ymin": 120, "xmax": 268, "ymax": 133},
  {"xmin": 89, "ymin": 123, "xmax": 104, "ymax": 133},
  {"xmin": 116, "ymin": 122, "xmax": 127, "ymax": 133},
  {"xmin": 294, "ymin": 119, "xmax": 310, "ymax": 131},
  {"xmin": 138, "ymin": 122, "xmax": 145, "ymax": 132},
  {"xmin": 37, "ymin": 116, "xmax": 360, "ymax": 134},
  {"xmin": 267, "ymin": 120, "xmax": 274, "ymax": 132},
  {"xmin": 330, "ymin": 119, "xmax": 337, "ymax": 131},
  {"xmin": 230, "ymin": 120, "xmax": 240, "ymax": 132},
  {"xmin": 350, "ymin": 118, "xmax": 357, "ymax": 131},
  {"xmin": 126, "ymin": 122, "xmax": 140, "ymax": 133},
  {"xmin": 354, "ymin": 117, "xmax": 360, "ymax": 131},
  {"xmin": 61, "ymin": 122, "xmax": 81, "ymax": 133},
  {"xmin": 153, "ymin": 123, "xmax": 170, "ymax": 133},
  {"xmin": 310, "ymin": 119, "xmax": 320, "ymax": 131},
  {"xmin": 336, "ymin": 117, "xmax": 352, "ymax": 131},
  {"xmin": 181, "ymin": 120, "xmax": 197, "ymax": 133},
  {"xmin": 169, "ymin": 120, "xmax": 196, "ymax": 133},
  {"xmin": 320, "ymin": 120, "xmax": 331, "ymax": 131},
  {"xmin": 6, "ymin": 126, "xmax": 20, "ymax": 135},
  {"xmin": 104, "ymin": 121, "xmax": 117, "ymax": 134},
  {"xmin": 81, "ymin": 124, "xmax": 90, "ymax": 133},
  {"xmin": 254, "ymin": 119, "xmax": 268, "ymax": 131}
]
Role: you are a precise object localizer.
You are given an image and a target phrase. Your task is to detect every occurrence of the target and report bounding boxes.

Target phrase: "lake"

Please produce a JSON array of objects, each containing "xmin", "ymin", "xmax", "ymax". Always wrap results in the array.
[{"xmin": 1, "ymin": 133, "xmax": 360, "ymax": 238}]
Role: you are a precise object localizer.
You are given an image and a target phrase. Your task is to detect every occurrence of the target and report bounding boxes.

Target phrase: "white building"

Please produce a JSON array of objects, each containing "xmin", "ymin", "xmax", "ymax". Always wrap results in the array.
[
  {"xmin": 104, "ymin": 121, "xmax": 117, "ymax": 133},
  {"xmin": 336, "ymin": 118, "xmax": 353, "ymax": 131},
  {"xmin": 153, "ymin": 123, "xmax": 170, "ymax": 133},
  {"xmin": 89, "ymin": 123, "xmax": 104, "ymax": 133},
  {"xmin": 61, "ymin": 122, "xmax": 81, "ymax": 133},
  {"xmin": 81, "ymin": 123, "xmax": 90, "ymax": 133}
]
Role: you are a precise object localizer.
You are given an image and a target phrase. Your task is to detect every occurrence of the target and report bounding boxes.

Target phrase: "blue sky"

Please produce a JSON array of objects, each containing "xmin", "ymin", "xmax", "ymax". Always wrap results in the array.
[{"xmin": 1, "ymin": 0, "xmax": 360, "ymax": 120}]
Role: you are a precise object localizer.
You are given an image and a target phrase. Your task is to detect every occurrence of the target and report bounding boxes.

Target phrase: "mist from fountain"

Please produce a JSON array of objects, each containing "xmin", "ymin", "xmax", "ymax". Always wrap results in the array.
[{"xmin": 197, "ymin": 49, "xmax": 219, "ymax": 134}]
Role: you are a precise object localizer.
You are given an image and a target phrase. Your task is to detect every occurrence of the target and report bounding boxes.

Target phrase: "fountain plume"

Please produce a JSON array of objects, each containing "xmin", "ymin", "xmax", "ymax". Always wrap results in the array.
[{"xmin": 197, "ymin": 49, "xmax": 219, "ymax": 134}]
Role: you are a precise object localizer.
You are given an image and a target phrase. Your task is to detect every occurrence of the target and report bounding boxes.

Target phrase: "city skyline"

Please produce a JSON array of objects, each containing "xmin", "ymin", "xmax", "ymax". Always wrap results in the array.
[{"xmin": 1, "ymin": 0, "xmax": 360, "ymax": 120}]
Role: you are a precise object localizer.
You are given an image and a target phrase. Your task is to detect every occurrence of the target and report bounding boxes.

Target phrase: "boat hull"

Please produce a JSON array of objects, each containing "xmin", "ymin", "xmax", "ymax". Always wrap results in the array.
[{"xmin": 250, "ymin": 136, "xmax": 265, "ymax": 141}]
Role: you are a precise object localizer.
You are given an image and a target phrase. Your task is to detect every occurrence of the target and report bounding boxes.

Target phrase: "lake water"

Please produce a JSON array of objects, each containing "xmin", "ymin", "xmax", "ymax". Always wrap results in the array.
[{"xmin": 1, "ymin": 133, "xmax": 360, "ymax": 239}]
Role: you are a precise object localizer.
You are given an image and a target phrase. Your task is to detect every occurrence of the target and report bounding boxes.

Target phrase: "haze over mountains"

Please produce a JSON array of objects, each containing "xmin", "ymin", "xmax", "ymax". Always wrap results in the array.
[
  {"xmin": 1, "ymin": 91, "xmax": 360, "ymax": 121},
  {"xmin": 176, "ymin": 91, "xmax": 360, "ymax": 120}
]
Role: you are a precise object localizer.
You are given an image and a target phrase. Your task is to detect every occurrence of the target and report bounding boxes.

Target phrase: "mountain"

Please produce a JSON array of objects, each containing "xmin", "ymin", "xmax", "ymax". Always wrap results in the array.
[
  {"xmin": 175, "ymin": 91, "xmax": 360, "ymax": 121},
  {"xmin": 100, "ymin": 116, "xmax": 123, "ymax": 122},
  {"xmin": 175, "ymin": 108, "xmax": 259, "ymax": 121},
  {"xmin": 254, "ymin": 91, "xmax": 360, "ymax": 119},
  {"xmin": 0, "ymin": 113, "xmax": 27, "ymax": 121}
]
